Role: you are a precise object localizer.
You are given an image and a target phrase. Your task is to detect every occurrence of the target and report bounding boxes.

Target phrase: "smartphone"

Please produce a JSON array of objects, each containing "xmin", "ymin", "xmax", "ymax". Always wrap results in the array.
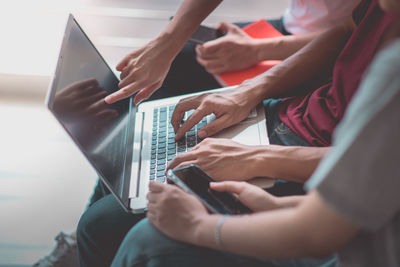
[
  {"xmin": 189, "ymin": 25, "xmax": 224, "ymax": 45},
  {"xmin": 167, "ymin": 164, "xmax": 252, "ymax": 215}
]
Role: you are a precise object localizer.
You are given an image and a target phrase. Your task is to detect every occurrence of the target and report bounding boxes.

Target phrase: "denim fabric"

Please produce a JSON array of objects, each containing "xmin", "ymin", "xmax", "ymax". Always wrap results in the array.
[
  {"xmin": 264, "ymin": 99, "xmax": 310, "ymax": 147},
  {"xmin": 111, "ymin": 219, "xmax": 337, "ymax": 267},
  {"xmin": 263, "ymin": 99, "xmax": 309, "ymax": 196},
  {"xmin": 78, "ymin": 19, "xmax": 320, "ymax": 267},
  {"xmin": 77, "ymin": 194, "xmax": 145, "ymax": 267}
]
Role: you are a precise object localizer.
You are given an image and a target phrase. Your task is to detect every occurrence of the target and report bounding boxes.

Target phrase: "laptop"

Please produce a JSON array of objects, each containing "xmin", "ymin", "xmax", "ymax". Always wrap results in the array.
[{"xmin": 46, "ymin": 14, "xmax": 271, "ymax": 213}]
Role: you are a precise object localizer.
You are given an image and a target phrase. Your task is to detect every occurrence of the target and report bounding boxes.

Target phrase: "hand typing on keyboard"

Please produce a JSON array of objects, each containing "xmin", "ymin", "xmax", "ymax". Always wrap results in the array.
[
  {"xmin": 166, "ymin": 138, "xmax": 262, "ymax": 181},
  {"xmin": 171, "ymin": 88, "xmax": 257, "ymax": 140},
  {"xmin": 149, "ymin": 105, "xmax": 208, "ymax": 182}
]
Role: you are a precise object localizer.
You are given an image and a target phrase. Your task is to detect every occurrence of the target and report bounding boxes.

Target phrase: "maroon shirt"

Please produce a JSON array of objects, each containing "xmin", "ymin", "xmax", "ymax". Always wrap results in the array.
[{"xmin": 278, "ymin": 0, "xmax": 395, "ymax": 146}]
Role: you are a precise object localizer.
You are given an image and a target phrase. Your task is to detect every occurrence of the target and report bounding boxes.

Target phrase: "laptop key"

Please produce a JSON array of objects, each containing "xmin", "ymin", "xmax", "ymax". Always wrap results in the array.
[
  {"xmin": 168, "ymin": 143, "xmax": 176, "ymax": 149},
  {"xmin": 158, "ymin": 143, "xmax": 166, "ymax": 149},
  {"xmin": 187, "ymin": 136, "xmax": 196, "ymax": 142},
  {"xmin": 156, "ymin": 171, "xmax": 165, "ymax": 177},
  {"xmin": 156, "ymin": 176, "xmax": 166, "ymax": 183},
  {"xmin": 157, "ymin": 159, "xmax": 166, "ymax": 165},
  {"xmin": 198, "ymin": 122, "xmax": 206, "ymax": 129},
  {"xmin": 167, "ymin": 154, "xmax": 175, "ymax": 161},
  {"xmin": 157, "ymin": 165, "xmax": 165, "ymax": 171},
  {"xmin": 150, "ymin": 175, "xmax": 155, "ymax": 180}
]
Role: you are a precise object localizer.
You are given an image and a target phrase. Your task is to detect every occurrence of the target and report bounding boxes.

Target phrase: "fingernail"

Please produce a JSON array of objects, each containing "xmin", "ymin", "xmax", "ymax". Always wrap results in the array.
[{"xmin": 198, "ymin": 130, "xmax": 207, "ymax": 138}]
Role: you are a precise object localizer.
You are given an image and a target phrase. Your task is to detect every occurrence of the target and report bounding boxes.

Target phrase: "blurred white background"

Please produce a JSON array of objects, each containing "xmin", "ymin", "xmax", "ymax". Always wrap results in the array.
[{"xmin": 0, "ymin": 0, "xmax": 288, "ymax": 265}]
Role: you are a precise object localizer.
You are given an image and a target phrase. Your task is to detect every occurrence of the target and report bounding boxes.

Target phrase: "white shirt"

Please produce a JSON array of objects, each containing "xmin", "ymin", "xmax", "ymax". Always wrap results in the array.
[{"xmin": 283, "ymin": 0, "xmax": 361, "ymax": 34}]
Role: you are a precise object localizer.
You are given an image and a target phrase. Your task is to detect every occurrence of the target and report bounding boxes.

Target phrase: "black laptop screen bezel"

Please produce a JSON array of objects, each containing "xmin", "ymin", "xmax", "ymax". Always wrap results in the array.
[{"xmin": 45, "ymin": 14, "xmax": 135, "ymax": 210}]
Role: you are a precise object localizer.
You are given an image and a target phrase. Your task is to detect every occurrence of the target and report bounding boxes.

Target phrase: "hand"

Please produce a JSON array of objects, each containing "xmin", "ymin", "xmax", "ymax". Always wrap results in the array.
[
  {"xmin": 167, "ymin": 138, "xmax": 261, "ymax": 181},
  {"xmin": 171, "ymin": 88, "xmax": 255, "ymax": 140},
  {"xmin": 210, "ymin": 181, "xmax": 278, "ymax": 212},
  {"xmin": 196, "ymin": 22, "xmax": 259, "ymax": 74},
  {"xmin": 105, "ymin": 37, "xmax": 177, "ymax": 105},
  {"xmin": 146, "ymin": 181, "xmax": 209, "ymax": 244}
]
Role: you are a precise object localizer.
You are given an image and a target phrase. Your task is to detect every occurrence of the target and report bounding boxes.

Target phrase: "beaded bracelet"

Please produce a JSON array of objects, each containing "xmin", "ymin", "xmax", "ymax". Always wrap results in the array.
[{"xmin": 215, "ymin": 215, "xmax": 229, "ymax": 250}]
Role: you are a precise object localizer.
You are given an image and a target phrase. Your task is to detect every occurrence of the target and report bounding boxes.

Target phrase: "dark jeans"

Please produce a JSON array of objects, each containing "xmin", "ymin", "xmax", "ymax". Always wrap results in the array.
[
  {"xmin": 77, "ymin": 100, "xmax": 310, "ymax": 267},
  {"xmin": 77, "ymin": 18, "xmax": 304, "ymax": 267},
  {"xmin": 111, "ymin": 219, "xmax": 337, "ymax": 267},
  {"xmin": 264, "ymin": 99, "xmax": 309, "ymax": 196}
]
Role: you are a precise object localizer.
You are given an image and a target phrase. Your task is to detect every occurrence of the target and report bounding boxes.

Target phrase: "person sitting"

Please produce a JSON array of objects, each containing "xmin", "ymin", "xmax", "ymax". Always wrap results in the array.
[
  {"xmin": 77, "ymin": 0, "xmax": 394, "ymax": 266},
  {"xmin": 111, "ymin": 5, "xmax": 400, "ymax": 265}
]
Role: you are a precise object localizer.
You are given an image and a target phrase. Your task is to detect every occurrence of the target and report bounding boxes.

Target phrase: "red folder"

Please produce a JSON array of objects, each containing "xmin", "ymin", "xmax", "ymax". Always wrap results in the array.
[{"xmin": 213, "ymin": 20, "xmax": 283, "ymax": 87}]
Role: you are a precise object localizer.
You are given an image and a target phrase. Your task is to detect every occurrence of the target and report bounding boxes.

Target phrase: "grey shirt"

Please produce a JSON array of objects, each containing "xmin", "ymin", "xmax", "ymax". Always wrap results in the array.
[{"xmin": 305, "ymin": 39, "xmax": 400, "ymax": 267}]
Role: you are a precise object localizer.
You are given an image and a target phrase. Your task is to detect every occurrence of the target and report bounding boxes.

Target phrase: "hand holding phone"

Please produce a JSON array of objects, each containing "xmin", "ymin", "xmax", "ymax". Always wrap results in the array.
[
  {"xmin": 167, "ymin": 165, "xmax": 252, "ymax": 215},
  {"xmin": 189, "ymin": 25, "xmax": 224, "ymax": 45}
]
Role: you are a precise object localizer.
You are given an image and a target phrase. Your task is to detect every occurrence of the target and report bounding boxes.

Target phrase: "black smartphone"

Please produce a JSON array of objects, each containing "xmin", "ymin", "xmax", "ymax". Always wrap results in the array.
[
  {"xmin": 189, "ymin": 25, "xmax": 224, "ymax": 45},
  {"xmin": 167, "ymin": 164, "xmax": 252, "ymax": 214}
]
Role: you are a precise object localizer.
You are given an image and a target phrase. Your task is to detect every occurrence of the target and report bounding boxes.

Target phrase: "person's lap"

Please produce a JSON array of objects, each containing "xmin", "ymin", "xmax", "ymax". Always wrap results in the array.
[
  {"xmin": 76, "ymin": 100, "xmax": 315, "ymax": 266},
  {"xmin": 77, "ymin": 17, "xmax": 318, "ymax": 266},
  {"xmin": 111, "ymin": 218, "xmax": 337, "ymax": 267}
]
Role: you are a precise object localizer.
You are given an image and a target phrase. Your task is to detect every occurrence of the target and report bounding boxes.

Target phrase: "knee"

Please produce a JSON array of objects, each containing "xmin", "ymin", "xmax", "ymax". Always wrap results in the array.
[
  {"xmin": 76, "ymin": 202, "xmax": 100, "ymax": 246},
  {"xmin": 121, "ymin": 218, "xmax": 163, "ymax": 252},
  {"xmin": 77, "ymin": 195, "xmax": 116, "ymax": 245},
  {"xmin": 112, "ymin": 219, "xmax": 169, "ymax": 265}
]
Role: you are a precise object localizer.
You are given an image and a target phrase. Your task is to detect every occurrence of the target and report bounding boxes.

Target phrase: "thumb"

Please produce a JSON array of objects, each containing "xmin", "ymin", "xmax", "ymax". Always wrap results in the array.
[
  {"xmin": 210, "ymin": 181, "xmax": 246, "ymax": 195},
  {"xmin": 217, "ymin": 21, "xmax": 240, "ymax": 34},
  {"xmin": 197, "ymin": 115, "xmax": 229, "ymax": 138},
  {"xmin": 200, "ymin": 39, "xmax": 221, "ymax": 55}
]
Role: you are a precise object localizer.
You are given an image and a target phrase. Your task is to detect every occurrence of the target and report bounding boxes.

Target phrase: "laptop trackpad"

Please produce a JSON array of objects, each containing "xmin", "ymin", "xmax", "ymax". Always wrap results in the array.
[{"xmin": 213, "ymin": 120, "xmax": 263, "ymax": 145}]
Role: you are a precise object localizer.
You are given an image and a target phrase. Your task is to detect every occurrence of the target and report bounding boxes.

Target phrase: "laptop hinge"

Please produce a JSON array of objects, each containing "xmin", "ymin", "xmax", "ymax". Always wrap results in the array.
[{"xmin": 129, "ymin": 111, "xmax": 145, "ymax": 198}]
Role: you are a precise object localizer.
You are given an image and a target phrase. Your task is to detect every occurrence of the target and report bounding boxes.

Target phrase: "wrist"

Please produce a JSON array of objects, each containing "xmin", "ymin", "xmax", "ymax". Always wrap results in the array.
[
  {"xmin": 253, "ymin": 38, "xmax": 282, "ymax": 61},
  {"xmin": 236, "ymin": 80, "xmax": 267, "ymax": 108},
  {"xmin": 155, "ymin": 32, "xmax": 184, "ymax": 58},
  {"xmin": 193, "ymin": 214, "xmax": 220, "ymax": 247},
  {"xmin": 253, "ymin": 145, "xmax": 287, "ymax": 179}
]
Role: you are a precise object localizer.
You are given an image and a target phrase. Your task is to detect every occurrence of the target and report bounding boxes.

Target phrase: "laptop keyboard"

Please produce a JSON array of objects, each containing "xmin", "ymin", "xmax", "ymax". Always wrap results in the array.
[{"xmin": 149, "ymin": 105, "xmax": 207, "ymax": 183}]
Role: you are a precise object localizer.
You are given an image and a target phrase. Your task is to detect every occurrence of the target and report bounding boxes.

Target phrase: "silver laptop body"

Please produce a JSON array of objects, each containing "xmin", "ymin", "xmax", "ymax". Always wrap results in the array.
[{"xmin": 46, "ymin": 14, "xmax": 270, "ymax": 213}]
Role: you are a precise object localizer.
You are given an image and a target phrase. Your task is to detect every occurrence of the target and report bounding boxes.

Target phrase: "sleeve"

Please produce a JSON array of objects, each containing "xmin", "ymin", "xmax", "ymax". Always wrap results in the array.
[{"xmin": 305, "ymin": 40, "xmax": 400, "ymax": 230}]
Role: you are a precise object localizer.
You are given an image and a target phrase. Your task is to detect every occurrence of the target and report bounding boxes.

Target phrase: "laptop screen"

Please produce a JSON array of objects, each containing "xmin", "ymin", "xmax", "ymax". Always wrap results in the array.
[{"xmin": 47, "ymin": 16, "xmax": 133, "ymax": 200}]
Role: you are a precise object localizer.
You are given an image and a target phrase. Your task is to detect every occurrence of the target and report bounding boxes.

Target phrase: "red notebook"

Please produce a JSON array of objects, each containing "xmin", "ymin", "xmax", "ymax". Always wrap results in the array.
[{"xmin": 213, "ymin": 20, "xmax": 283, "ymax": 87}]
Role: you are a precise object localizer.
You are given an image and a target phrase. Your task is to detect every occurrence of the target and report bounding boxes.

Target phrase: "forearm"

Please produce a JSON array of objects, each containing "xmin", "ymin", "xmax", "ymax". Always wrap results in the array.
[
  {"xmin": 193, "ymin": 191, "xmax": 359, "ymax": 259},
  {"xmin": 240, "ymin": 19, "xmax": 355, "ymax": 102},
  {"xmin": 158, "ymin": 0, "xmax": 222, "ymax": 56},
  {"xmin": 195, "ymin": 206, "xmax": 311, "ymax": 258},
  {"xmin": 250, "ymin": 145, "xmax": 332, "ymax": 183},
  {"xmin": 253, "ymin": 31, "xmax": 324, "ymax": 61}
]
